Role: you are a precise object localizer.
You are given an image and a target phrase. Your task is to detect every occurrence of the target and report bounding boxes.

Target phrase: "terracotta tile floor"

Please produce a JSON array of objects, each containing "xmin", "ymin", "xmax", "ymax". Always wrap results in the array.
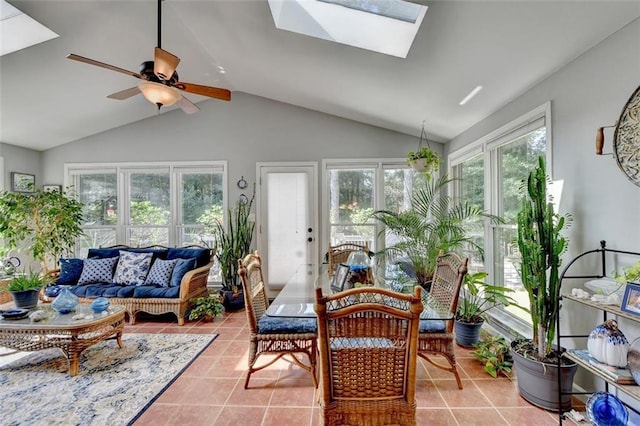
[{"xmin": 128, "ymin": 310, "xmax": 567, "ymax": 426}]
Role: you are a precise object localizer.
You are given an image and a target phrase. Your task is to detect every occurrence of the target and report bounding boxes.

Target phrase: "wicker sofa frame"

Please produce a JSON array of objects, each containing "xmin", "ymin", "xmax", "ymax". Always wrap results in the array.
[{"xmin": 45, "ymin": 245, "xmax": 213, "ymax": 326}]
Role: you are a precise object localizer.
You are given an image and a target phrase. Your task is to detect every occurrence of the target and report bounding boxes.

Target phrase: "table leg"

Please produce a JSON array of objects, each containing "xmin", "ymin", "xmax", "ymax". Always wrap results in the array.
[
  {"xmin": 68, "ymin": 351, "xmax": 80, "ymax": 376},
  {"xmin": 116, "ymin": 331, "xmax": 123, "ymax": 348}
]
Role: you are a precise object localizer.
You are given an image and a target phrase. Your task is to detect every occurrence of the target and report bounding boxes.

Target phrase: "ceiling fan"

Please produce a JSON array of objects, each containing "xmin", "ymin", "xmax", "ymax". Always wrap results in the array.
[{"xmin": 66, "ymin": 0, "xmax": 231, "ymax": 114}]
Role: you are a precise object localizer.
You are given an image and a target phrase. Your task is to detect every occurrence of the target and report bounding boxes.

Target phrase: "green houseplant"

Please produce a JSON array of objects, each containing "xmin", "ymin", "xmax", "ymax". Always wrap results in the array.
[
  {"xmin": 406, "ymin": 146, "xmax": 441, "ymax": 174},
  {"xmin": 201, "ymin": 188, "xmax": 255, "ymax": 310},
  {"xmin": 373, "ymin": 174, "xmax": 501, "ymax": 289},
  {"xmin": 2, "ymin": 269, "xmax": 54, "ymax": 309},
  {"xmin": 471, "ymin": 335, "xmax": 513, "ymax": 378},
  {"xmin": 455, "ymin": 271, "xmax": 521, "ymax": 347},
  {"xmin": 188, "ymin": 294, "xmax": 224, "ymax": 322},
  {"xmin": 510, "ymin": 155, "xmax": 577, "ymax": 412},
  {"xmin": 0, "ymin": 185, "xmax": 84, "ymax": 273}
]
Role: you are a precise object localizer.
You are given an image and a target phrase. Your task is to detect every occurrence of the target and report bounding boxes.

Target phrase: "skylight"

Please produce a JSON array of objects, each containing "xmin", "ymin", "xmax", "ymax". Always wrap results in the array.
[
  {"xmin": 0, "ymin": 0, "xmax": 58, "ymax": 57},
  {"xmin": 268, "ymin": 0, "xmax": 427, "ymax": 58}
]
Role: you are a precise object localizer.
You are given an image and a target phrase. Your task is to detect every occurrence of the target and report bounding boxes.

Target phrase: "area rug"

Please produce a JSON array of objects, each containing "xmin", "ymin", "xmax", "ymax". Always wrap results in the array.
[{"xmin": 0, "ymin": 333, "xmax": 218, "ymax": 426}]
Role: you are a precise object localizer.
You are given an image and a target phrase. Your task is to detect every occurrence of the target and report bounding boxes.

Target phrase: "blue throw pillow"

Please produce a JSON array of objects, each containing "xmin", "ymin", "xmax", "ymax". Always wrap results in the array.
[
  {"xmin": 77, "ymin": 257, "xmax": 118, "ymax": 285},
  {"xmin": 114, "ymin": 251, "xmax": 153, "ymax": 286},
  {"xmin": 144, "ymin": 258, "xmax": 178, "ymax": 287},
  {"xmin": 170, "ymin": 258, "xmax": 196, "ymax": 287},
  {"xmin": 57, "ymin": 258, "xmax": 84, "ymax": 285},
  {"xmin": 166, "ymin": 247, "xmax": 211, "ymax": 268}
]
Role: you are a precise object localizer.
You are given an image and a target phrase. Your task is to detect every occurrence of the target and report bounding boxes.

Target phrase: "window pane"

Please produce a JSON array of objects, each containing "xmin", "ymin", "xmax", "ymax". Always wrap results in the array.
[
  {"xmin": 77, "ymin": 228, "xmax": 117, "ymax": 257},
  {"xmin": 458, "ymin": 154, "xmax": 485, "ymax": 272},
  {"xmin": 78, "ymin": 173, "xmax": 117, "ymax": 226},
  {"xmin": 328, "ymin": 169, "xmax": 375, "ymax": 247},
  {"xmin": 129, "ymin": 172, "xmax": 171, "ymax": 227},
  {"xmin": 182, "ymin": 172, "xmax": 223, "ymax": 225},
  {"xmin": 383, "ymin": 168, "xmax": 414, "ymax": 213},
  {"xmin": 494, "ymin": 127, "xmax": 546, "ymax": 323},
  {"xmin": 128, "ymin": 227, "xmax": 169, "ymax": 246}
]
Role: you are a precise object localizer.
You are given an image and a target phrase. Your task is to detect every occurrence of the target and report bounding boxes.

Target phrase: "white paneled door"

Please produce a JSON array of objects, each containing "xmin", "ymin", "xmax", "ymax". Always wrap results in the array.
[{"xmin": 257, "ymin": 163, "xmax": 318, "ymax": 295}]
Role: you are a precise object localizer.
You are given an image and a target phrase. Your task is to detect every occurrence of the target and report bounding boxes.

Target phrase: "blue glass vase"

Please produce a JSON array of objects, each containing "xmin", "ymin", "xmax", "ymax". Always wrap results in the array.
[{"xmin": 51, "ymin": 287, "xmax": 79, "ymax": 314}]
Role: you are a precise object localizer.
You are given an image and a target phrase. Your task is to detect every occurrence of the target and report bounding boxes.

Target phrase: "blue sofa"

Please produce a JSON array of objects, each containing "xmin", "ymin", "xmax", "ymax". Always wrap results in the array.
[{"xmin": 45, "ymin": 245, "xmax": 213, "ymax": 325}]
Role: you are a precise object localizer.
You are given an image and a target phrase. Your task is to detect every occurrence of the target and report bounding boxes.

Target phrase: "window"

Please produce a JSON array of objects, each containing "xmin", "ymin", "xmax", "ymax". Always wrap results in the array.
[
  {"xmin": 449, "ymin": 103, "xmax": 551, "ymax": 329},
  {"xmin": 66, "ymin": 162, "xmax": 226, "ymax": 279},
  {"xmin": 323, "ymin": 159, "xmax": 422, "ymax": 254}
]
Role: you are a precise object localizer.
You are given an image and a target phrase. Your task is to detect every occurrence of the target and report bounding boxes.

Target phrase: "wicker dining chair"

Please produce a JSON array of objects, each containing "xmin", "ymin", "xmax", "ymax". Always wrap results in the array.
[
  {"xmin": 237, "ymin": 251, "xmax": 318, "ymax": 389},
  {"xmin": 314, "ymin": 285, "xmax": 424, "ymax": 426},
  {"xmin": 417, "ymin": 251, "xmax": 468, "ymax": 389},
  {"xmin": 327, "ymin": 242, "xmax": 370, "ymax": 275}
]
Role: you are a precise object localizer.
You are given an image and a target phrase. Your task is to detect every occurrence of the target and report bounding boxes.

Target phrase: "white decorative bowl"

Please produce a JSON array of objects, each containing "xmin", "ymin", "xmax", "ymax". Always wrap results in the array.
[{"xmin": 584, "ymin": 277, "xmax": 626, "ymax": 297}]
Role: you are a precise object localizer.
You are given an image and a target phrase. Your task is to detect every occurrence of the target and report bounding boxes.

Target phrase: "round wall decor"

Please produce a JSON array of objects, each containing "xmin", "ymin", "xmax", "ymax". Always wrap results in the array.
[
  {"xmin": 613, "ymin": 84, "xmax": 640, "ymax": 188},
  {"xmin": 237, "ymin": 176, "xmax": 248, "ymax": 189}
]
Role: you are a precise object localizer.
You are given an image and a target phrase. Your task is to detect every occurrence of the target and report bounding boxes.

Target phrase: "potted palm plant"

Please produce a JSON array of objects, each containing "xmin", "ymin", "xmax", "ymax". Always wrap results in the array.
[
  {"xmin": 510, "ymin": 155, "xmax": 577, "ymax": 412},
  {"xmin": 202, "ymin": 188, "xmax": 255, "ymax": 311},
  {"xmin": 0, "ymin": 185, "xmax": 84, "ymax": 273},
  {"xmin": 455, "ymin": 271, "xmax": 521, "ymax": 347},
  {"xmin": 373, "ymin": 174, "xmax": 501, "ymax": 289}
]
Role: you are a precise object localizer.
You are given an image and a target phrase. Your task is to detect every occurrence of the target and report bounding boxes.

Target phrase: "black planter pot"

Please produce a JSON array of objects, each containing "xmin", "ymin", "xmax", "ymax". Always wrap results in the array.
[
  {"xmin": 220, "ymin": 289, "xmax": 245, "ymax": 311},
  {"xmin": 454, "ymin": 318, "xmax": 484, "ymax": 347},
  {"xmin": 10, "ymin": 288, "xmax": 41, "ymax": 309},
  {"xmin": 510, "ymin": 340, "xmax": 578, "ymax": 412}
]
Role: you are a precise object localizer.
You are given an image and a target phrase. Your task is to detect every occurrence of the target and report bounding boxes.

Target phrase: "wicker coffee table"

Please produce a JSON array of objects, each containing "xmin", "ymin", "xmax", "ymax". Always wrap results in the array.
[{"xmin": 0, "ymin": 304, "xmax": 125, "ymax": 376}]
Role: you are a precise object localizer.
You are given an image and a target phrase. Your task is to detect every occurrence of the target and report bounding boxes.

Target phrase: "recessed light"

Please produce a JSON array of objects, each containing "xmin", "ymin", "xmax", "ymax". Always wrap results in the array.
[{"xmin": 459, "ymin": 85, "xmax": 483, "ymax": 106}]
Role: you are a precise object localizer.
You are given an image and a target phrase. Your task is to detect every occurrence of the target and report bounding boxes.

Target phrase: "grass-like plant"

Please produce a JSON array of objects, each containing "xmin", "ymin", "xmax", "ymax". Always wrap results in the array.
[{"xmin": 4, "ymin": 269, "xmax": 53, "ymax": 292}]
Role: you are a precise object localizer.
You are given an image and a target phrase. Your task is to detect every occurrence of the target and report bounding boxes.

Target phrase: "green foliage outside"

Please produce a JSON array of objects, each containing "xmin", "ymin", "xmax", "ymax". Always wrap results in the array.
[{"xmin": 516, "ymin": 155, "xmax": 571, "ymax": 360}]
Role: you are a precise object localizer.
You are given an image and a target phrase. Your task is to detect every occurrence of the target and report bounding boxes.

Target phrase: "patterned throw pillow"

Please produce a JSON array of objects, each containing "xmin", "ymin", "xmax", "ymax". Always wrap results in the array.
[
  {"xmin": 77, "ymin": 257, "xmax": 119, "ymax": 285},
  {"xmin": 144, "ymin": 258, "xmax": 178, "ymax": 287},
  {"xmin": 170, "ymin": 258, "xmax": 197, "ymax": 287},
  {"xmin": 114, "ymin": 251, "xmax": 154, "ymax": 286}
]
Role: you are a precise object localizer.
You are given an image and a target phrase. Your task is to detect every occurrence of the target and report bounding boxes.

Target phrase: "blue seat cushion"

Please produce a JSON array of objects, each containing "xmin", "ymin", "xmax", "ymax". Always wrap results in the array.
[
  {"xmin": 166, "ymin": 247, "xmax": 211, "ymax": 268},
  {"xmin": 257, "ymin": 315, "xmax": 317, "ymax": 334},
  {"xmin": 133, "ymin": 285, "xmax": 180, "ymax": 298},
  {"xmin": 419, "ymin": 319, "xmax": 446, "ymax": 333}
]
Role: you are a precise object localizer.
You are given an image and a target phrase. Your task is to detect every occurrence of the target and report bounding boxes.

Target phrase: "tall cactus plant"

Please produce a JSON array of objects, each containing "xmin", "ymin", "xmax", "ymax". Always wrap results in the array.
[{"xmin": 516, "ymin": 156, "xmax": 571, "ymax": 360}]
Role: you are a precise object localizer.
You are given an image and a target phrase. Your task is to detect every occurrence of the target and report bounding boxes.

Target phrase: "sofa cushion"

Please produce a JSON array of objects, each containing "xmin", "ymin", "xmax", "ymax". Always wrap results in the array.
[
  {"xmin": 257, "ymin": 315, "xmax": 318, "ymax": 334},
  {"xmin": 166, "ymin": 247, "xmax": 211, "ymax": 268},
  {"xmin": 133, "ymin": 285, "xmax": 180, "ymax": 298},
  {"xmin": 77, "ymin": 257, "xmax": 118, "ymax": 285},
  {"xmin": 114, "ymin": 251, "xmax": 153, "ymax": 286},
  {"xmin": 170, "ymin": 258, "xmax": 197, "ymax": 287},
  {"xmin": 144, "ymin": 258, "xmax": 178, "ymax": 287},
  {"xmin": 57, "ymin": 258, "xmax": 84, "ymax": 285},
  {"xmin": 419, "ymin": 319, "xmax": 446, "ymax": 333}
]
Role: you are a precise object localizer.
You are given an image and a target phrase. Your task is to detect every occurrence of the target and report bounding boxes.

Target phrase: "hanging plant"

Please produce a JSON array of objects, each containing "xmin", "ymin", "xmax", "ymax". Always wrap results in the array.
[{"xmin": 406, "ymin": 123, "xmax": 440, "ymax": 173}]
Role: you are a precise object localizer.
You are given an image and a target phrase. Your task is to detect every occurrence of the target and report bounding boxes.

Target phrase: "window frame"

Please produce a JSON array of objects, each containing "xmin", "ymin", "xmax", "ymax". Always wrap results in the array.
[{"xmin": 447, "ymin": 102, "xmax": 552, "ymax": 337}]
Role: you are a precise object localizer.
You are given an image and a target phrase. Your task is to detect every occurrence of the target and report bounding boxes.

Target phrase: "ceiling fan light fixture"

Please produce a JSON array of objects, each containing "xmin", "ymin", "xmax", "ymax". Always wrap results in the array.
[{"xmin": 138, "ymin": 81, "xmax": 181, "ymax": 108}]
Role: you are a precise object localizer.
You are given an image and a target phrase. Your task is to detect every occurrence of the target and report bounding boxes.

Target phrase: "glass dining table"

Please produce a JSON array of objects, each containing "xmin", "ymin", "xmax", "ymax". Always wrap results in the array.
[{"xmin": 265, "ymin": 263, "xmax": 454, "ymax": 322}]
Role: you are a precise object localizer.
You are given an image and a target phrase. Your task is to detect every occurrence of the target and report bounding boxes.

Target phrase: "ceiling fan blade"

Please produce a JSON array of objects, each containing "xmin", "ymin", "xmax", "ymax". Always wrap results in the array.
[
  {"xmin": 174, "ymin": 82, "xmax": 231, "ymax": 101},
  {"xmin": 177, "ymin": 96, "xmax": 200, "ymax": 114},
  {"xmin": 107, "ymin": 87, "xmax": 141, "ymax": 100},
  {"xmin": 66, "ymin": 53, "xmax": 142, "ymax": 79},
  {"xmin": 154, "ymin": 47, "xmax": 180, "ymax": 81}
]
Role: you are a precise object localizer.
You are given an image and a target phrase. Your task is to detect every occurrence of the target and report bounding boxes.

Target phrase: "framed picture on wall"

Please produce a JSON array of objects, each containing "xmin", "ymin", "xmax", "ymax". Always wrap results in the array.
[
  {"xmin": 43, "ymin": 184, "xmax": 62, "ymax": 193},
  {"xmin": 331, "ymin": 264, "xmax": 350, "ymax": 292},
  {"xmin": 11, "ymin": 172, "xmax": 35, "ymax": 193},
  {"xmin": 621, "ymin": 283, "xmax": 640, "ymax": 317}
]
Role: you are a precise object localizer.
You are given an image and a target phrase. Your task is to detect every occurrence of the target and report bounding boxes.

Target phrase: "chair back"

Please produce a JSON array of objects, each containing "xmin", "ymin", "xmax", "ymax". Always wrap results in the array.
[
  {"xmin": 314, "ymin": 285, "xmax": 423, "ymax": 424},
  {"xmin": 429, "ymin": 251, "xmax": 468, "ymax": 332},
  {"xmin": 237, "ymin": 250, "xmax": 268, "ymax": 334},
  {"xmin": 327, "ymin": 242, "xmax": 370, "ymax": 274}
]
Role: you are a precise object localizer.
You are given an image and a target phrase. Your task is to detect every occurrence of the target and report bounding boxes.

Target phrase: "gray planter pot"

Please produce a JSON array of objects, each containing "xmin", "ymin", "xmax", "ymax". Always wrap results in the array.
[
  {"xmin": 454, "ymin": 318, "xmax": 484, "ymax": 347},
  {"xmin": 10, "ymin": 288, "xmax": 41, "ymax": 309},
  {"xmin": 510, "ymin": 340, "xmax": 578, "ymax": 412}
]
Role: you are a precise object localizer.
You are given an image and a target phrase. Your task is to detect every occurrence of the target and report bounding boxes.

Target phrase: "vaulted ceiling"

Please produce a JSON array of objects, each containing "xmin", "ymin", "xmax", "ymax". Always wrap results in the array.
[{"xmin": 1, "ymin": 1, "xmax": 639, "ymax": 151}]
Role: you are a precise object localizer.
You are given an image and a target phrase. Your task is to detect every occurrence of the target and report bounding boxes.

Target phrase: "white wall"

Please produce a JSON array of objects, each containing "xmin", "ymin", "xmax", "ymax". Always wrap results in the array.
[{"xmin": 449, "ymin": 18, "xmax": 640, "ymax": 400}]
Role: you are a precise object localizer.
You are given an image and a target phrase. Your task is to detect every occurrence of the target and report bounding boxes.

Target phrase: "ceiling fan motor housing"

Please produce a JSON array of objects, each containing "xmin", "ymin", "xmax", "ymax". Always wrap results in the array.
[{"xmin": 139, "ymin": 61, "xmax": 178, "ymax": 85}]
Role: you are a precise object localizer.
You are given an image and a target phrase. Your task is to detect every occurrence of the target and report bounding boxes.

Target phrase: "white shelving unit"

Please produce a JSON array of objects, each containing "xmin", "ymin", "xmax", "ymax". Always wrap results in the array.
[{"xmin": 557, "ymin": 241, "xmax": 640, "ymax": 424}]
